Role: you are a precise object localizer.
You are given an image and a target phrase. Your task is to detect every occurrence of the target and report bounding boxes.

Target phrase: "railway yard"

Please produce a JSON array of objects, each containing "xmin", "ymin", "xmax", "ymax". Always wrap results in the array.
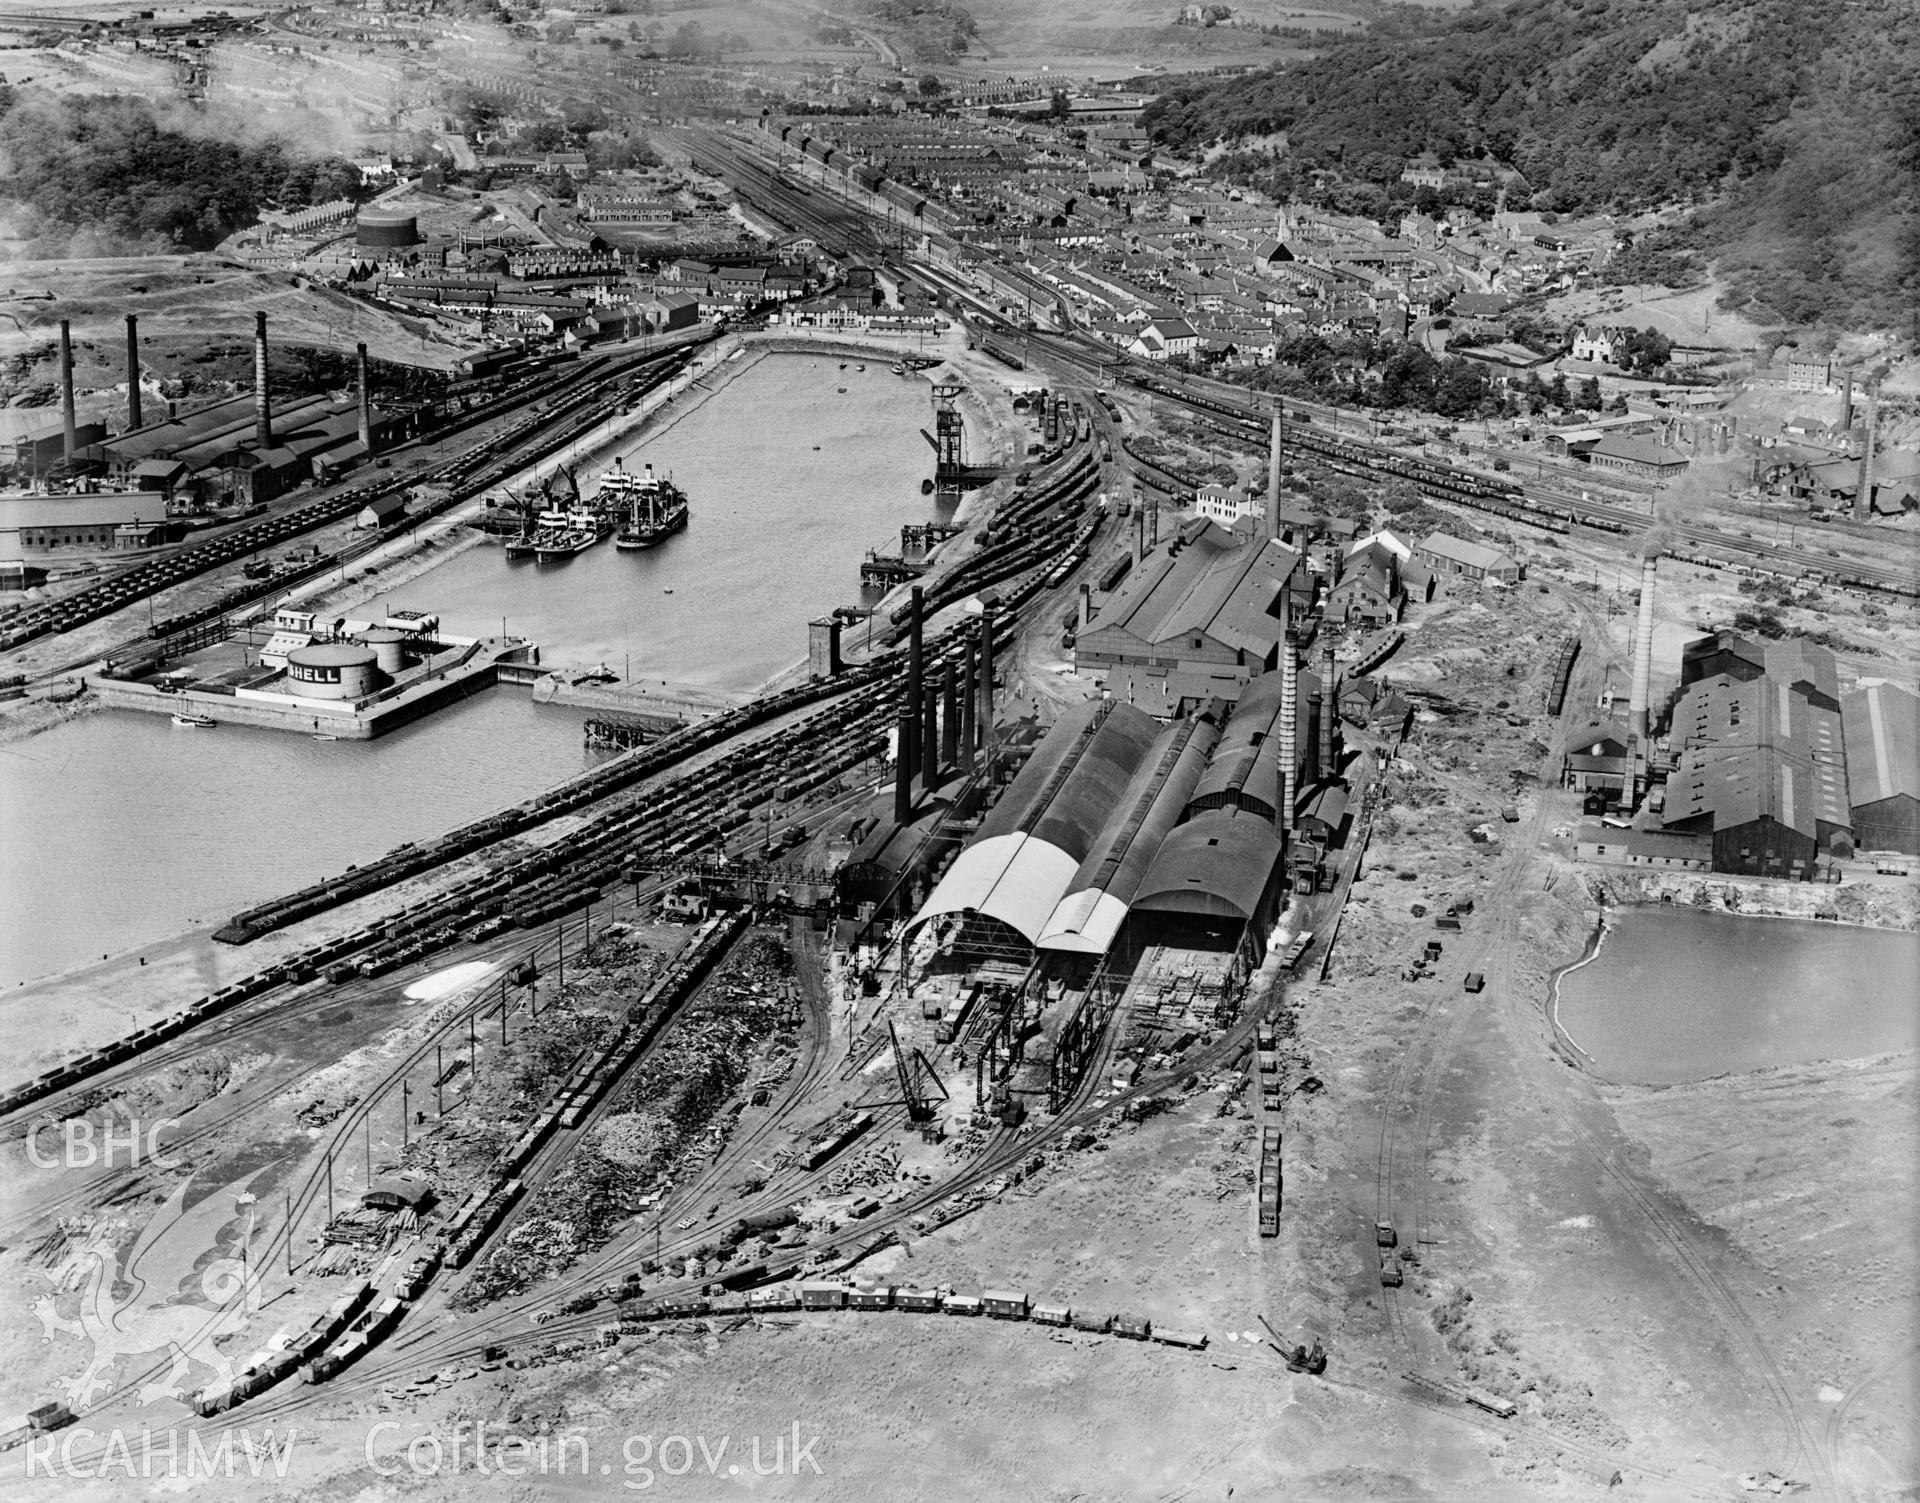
[{"xmin": 2, "ymin": 126, "xmax": 1916, "ymax": 1503}]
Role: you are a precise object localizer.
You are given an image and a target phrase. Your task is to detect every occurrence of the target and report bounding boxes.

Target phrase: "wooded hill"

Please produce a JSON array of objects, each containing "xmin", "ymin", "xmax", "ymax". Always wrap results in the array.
[
  {"xmin": 0, "ymin": 89, "xmax": 370, "ymax": 256},
  {"xmin": 1138, "ymin": 0, "xmax": 1918, "ymax": 333}
]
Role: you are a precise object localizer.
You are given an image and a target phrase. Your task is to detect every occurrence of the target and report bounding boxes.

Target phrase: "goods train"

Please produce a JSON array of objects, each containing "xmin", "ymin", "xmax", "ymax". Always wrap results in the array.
[{"xmin": 615, "ymin": 1281, "xmax": 1210, "ymax": 1350}]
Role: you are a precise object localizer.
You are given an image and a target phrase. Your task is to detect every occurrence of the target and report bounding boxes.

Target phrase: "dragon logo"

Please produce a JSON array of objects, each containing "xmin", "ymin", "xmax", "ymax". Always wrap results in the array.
[{"xmin": 35, "ymin": 1172, "xmax": 269, "ymax": 1410}]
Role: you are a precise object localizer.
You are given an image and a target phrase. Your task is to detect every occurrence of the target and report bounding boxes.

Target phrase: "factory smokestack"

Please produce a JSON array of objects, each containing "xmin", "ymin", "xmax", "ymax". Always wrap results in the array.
[
  {"xmin": 254, "ymin": 311, "xmax": 273, "ymax": 451},
  {"xmin": 1840, "ymin": 368, "xmax": 1854, "ymax": 437},
  {"xmin": 905, "ymin": 585, "xmax": 924, "ymax": 791},
  {"xmin": 977, "ymin": 606, "xmax": 997, "ymax": 758},
  {"xmin": 58, "ymin": 319, "xmax": 76, "ymax": 461},
  {"xmin": 958, "ymin": 637, "xmax": 977, "ymax": 771},
  {"xmin": 940, "ymin": 663, "xmax": 957, "ymax": 770},
  {"xmin": 1278, "ymin": 634, "xmax": 1298, "ymax": 833},
  {"xmin": 356, "ymin": 341, "xmax": 372, "ymax": 453},
  {"xmin": 922, "ymin": 686, "xmax": 939, "ymax": 795},
  {"xmin": 1630, "ymin": 556, "xmax": 1657, "ymax": 748},
  {"xmin": 1078, "ymin": 582, "xmax": 1091, "ymax": 634},
  {"xmin": 1306, "ymin": 689, "xmax": 1323, "ymax": 786},
  {"xmin": 1855, "ymin": 390, "xmax": 1877, "ymax": 522},
  {"xmin": 1266, "ymin": 409, "xmax": 1283, "ymax": 540},
  {"xmin": 894, "ymin": 703, "xmax": 915, "ymax": 827},
  {"xmin": 956, "ymin": 637, "xmax": 975, "ymax": 771},
  {"xmin": 1320, "ymin": 637, "xmax": 1337, "ymax": 780},
  {"xmin": 125, "ymin": 315, "xmax": 141, "ymax": 431},
  {"xmin": 1132, "ymin": 508, "xmax": 1143, "ymax": 567}
]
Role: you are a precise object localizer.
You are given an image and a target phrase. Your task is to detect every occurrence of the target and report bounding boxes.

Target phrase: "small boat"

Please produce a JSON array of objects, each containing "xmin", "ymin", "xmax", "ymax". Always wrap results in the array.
[
  {"xmin": 891, "ymin": 362, "xmax": 905, "ymax": 375},
  {"xmin": 312, "ymin": 733, "xmax": 338, "ymax": 741},
  {"xmin": 857, "ymin": 364, "xmax": 866, "ymax": 371},
  {"xmin": 172, "ymin": 713, "xmax": 216, "ymax": 728},
  {"xmin": 838, "ymin": 362, "xmax": 847, "ymax": 370},
  {"xmin": 837, "ymin": 386, "xmax": 848, "ymax": 394}
]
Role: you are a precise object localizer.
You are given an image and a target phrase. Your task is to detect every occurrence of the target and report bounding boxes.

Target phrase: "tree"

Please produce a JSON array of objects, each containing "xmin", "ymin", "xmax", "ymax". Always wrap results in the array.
[
  {"xmin": 1049, "ymin": 90, "xmax": 1070, "ymax": 120},
  {"xmin": 1576, "ymin": 376, "xmax": 1603, "ymax": 410},
  {"xmin": 918, "ymin": 74, "xmax": 944, "ymax": 98}
]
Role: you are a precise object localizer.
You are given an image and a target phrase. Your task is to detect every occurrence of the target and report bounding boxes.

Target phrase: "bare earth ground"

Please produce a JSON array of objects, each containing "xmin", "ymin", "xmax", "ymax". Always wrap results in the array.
[{"xmin": 9, "ymin": 558, "xmax": 1909, "ymax": 1501}]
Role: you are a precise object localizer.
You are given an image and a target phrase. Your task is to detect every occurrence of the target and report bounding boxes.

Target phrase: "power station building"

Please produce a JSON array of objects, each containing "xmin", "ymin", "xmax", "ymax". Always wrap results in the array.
[
  {"xmin": 1842, "ymin": 681, "xmax": 1920, "ymax": 855},
  {"xmin": 1073, "ymin": 519, "xmax": 1303, "ymax": 701},
  {"xmin": 1659, "ymin": 635, "xmax": 1854, "ymax": 877}
]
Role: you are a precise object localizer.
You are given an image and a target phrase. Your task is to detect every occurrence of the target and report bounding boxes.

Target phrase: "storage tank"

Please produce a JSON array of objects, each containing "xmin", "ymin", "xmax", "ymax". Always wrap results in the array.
[
  {"xmin": 286, "ymin": 642, "xmax": 380, "ymax": 700},
  {"xmin": 355, "ymin": 207, "xmax": 420, "ymax": 249},
  {"xmin": 357, "ymin": 627, "xmax": 410, "ymax": 676}
]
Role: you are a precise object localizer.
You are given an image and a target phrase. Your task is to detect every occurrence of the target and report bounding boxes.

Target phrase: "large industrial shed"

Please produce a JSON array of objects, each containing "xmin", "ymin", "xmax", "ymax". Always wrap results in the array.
[
  {"xmin": 1661, "ymin": 669, "xmax": 1853, "ymax": 877},
  {"xmin": 1074, "ymin": 521, "xmax": 1301, "ymax": 696},
  {"xmin": 908, "ymin": 674, "xmax": 1304, "ymax": 966},
  {"xmin": 1842, "ymin": 681, "xmax": 1920, "ymax": 855},
  {"xmin": 909, "ymin": 700, "xmax": 1165, "ymax": 957}
]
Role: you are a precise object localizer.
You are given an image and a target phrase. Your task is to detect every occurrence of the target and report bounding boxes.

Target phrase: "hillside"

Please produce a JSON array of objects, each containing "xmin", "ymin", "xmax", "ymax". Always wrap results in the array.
[
  {"xmin": 0, "ymin": 89, "xmax": 369, "ymax": 257},
  {"xmin": 1138, "ymin": 0, "xmax": 1919, "ymax": 333}
]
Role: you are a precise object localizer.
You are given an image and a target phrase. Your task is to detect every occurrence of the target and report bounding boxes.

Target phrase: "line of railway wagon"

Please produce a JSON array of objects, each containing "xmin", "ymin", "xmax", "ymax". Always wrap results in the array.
[
  {"xmin": 182, "ymin": 914, "xmax": 753, "ymax": 1419},
  {"xmin": 613, "ymin": 1281, "xmax": 1210, "ymax": 1351}
]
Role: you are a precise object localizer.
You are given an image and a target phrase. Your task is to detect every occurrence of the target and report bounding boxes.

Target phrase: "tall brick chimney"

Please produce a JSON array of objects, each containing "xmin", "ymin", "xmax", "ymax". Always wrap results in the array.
[
  {"xmin": 356, "ymin": 341, "xmax": 373, "ymax": 453},
  {"xmin": 253, "ymin": 311, "xmax": 273, "ymax": 451},
  {"xmin": 59, "ymin": 319, "xmax": 77, "ymax": 462},
  {"xmin": 125, "ymin": 315, "xmax": 142, "ymax": 431}
]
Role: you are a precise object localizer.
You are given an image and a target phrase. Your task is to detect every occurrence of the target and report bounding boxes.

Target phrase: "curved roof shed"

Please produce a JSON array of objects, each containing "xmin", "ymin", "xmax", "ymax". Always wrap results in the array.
[
  {"xmin": 909, "ymin": 702, "xmax": 1162, "ymax": 947},
  {"xmin": 1038, "ymin": 712, "xmax": 1220, "ymax": 954},
  {"xmin": 1133, "ymin": 807, "xmax": 1282, "ymax": 922}
]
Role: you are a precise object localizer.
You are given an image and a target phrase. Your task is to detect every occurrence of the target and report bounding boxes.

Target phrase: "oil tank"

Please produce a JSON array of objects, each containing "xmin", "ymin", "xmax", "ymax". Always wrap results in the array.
[
  {"xmin": 357, "ymin": 627, "xmax": 410, "ymax": 676},
  {"xmin": 286, "ymin": 641, "xmax": 380, "ymax": 700},
  {"xmin": 355, "ymin": 208, "xmax": 420, "ymax": 249}
]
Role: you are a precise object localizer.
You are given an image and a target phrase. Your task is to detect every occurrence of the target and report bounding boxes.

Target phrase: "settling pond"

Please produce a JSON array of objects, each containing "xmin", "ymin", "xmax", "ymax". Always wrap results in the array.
[{"xmin": 1553, "ymin": 905, "xmax": 1920, "ymax": 1084}]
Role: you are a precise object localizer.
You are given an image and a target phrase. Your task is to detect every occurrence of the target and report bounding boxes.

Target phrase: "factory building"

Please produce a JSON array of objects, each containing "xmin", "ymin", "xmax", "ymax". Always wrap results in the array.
[
  {"xmin": 1842, "ymin": 682, "xmax": 1920, "ymax": 855},
  {"xmin": 1659, "ymin": 645, "xmax": 1853, "ymax": 878},
  {"xmin": 1413, "ymin": 530, "xmax": 1523, "ymax": 585},
  {"xmin": 907, "ymin": 649, "xmax": 1350, "ymax": 968},
  {"xmin": 99, "ymin": 317, "xmax": 417, "ymax": 507},
  {"xmin": 1074, "ymin": 518, "xmax": 1302, "ymax": 698}
]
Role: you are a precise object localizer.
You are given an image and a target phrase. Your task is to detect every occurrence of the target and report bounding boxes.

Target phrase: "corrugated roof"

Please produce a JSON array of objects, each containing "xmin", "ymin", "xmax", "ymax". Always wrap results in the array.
[
  {"xmin": 1037, "ymin": 714, "xmax": 1219, "ymax": 953},
  {"xmin": 1664, "ymin": 671, "xmax": 1851, "ymax": 839},
  {"xmin": 910, "ymin": 702, "xmax": 1161, "ymax": 947},
  {"xmin": 1842, "ymin": 682, "xmax": 1920, "ymax": 806},
  {"xmin": 1083, "ymin": 525, "xmax": 1297, "ymax": 657},
  {"xmin": 1416, "ymin": 531, "xmax": 1516, "ymax": 572},
  {"xmin": 1132, "ymin": 807, "xmax": 1281, "ymax": 921}
]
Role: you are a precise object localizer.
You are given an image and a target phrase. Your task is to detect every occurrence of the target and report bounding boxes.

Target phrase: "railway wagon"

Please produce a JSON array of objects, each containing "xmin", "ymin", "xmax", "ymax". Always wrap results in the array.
[
  {"xmin": 894, "ymin": 1287, "xmax": 941, "ymax": 1313},
  {"xmin": 1113, "ymin": 1313, "xmax": 1152, "ymax": 1340},
  {"xmin": 943, "ymin": 1293, "xmax": 984, "ymax": 1317},
  {"xmin": 1031, "ymin": 1302, "xmax": 1071, "ymax": 1326},
  {"xmin": 747, "ymin": 1287, "xmax": 801, "ymax": 1313},
  {"xmin": 1467, "ymin": 1389, "xmax": 1518, "ymax": 1419},
  {"xmin": 982, "ymin": 1290, "xmax": 1029, "ymax": 1320},
  {"xmin": 1151, "ymin": 1327, "xmax": 1209, "ymax": 1351},
  {"xmin": 799, "ymin": 1282, "xmax": 848, "ymax": 1310},
  {"xmin": 848, "ymin": 1285, "xmax": 894, "ymax": 1311},
  {"xmin": 717, "ymin": 1261, "xmax": 773, "ymax": 1292}
]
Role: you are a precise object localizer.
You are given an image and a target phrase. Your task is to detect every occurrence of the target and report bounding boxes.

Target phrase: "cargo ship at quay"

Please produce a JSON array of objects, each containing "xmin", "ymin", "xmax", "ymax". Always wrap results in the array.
[{"xmin": 604, "ymin": 460, "xmax": 689, "ymax": 550}]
